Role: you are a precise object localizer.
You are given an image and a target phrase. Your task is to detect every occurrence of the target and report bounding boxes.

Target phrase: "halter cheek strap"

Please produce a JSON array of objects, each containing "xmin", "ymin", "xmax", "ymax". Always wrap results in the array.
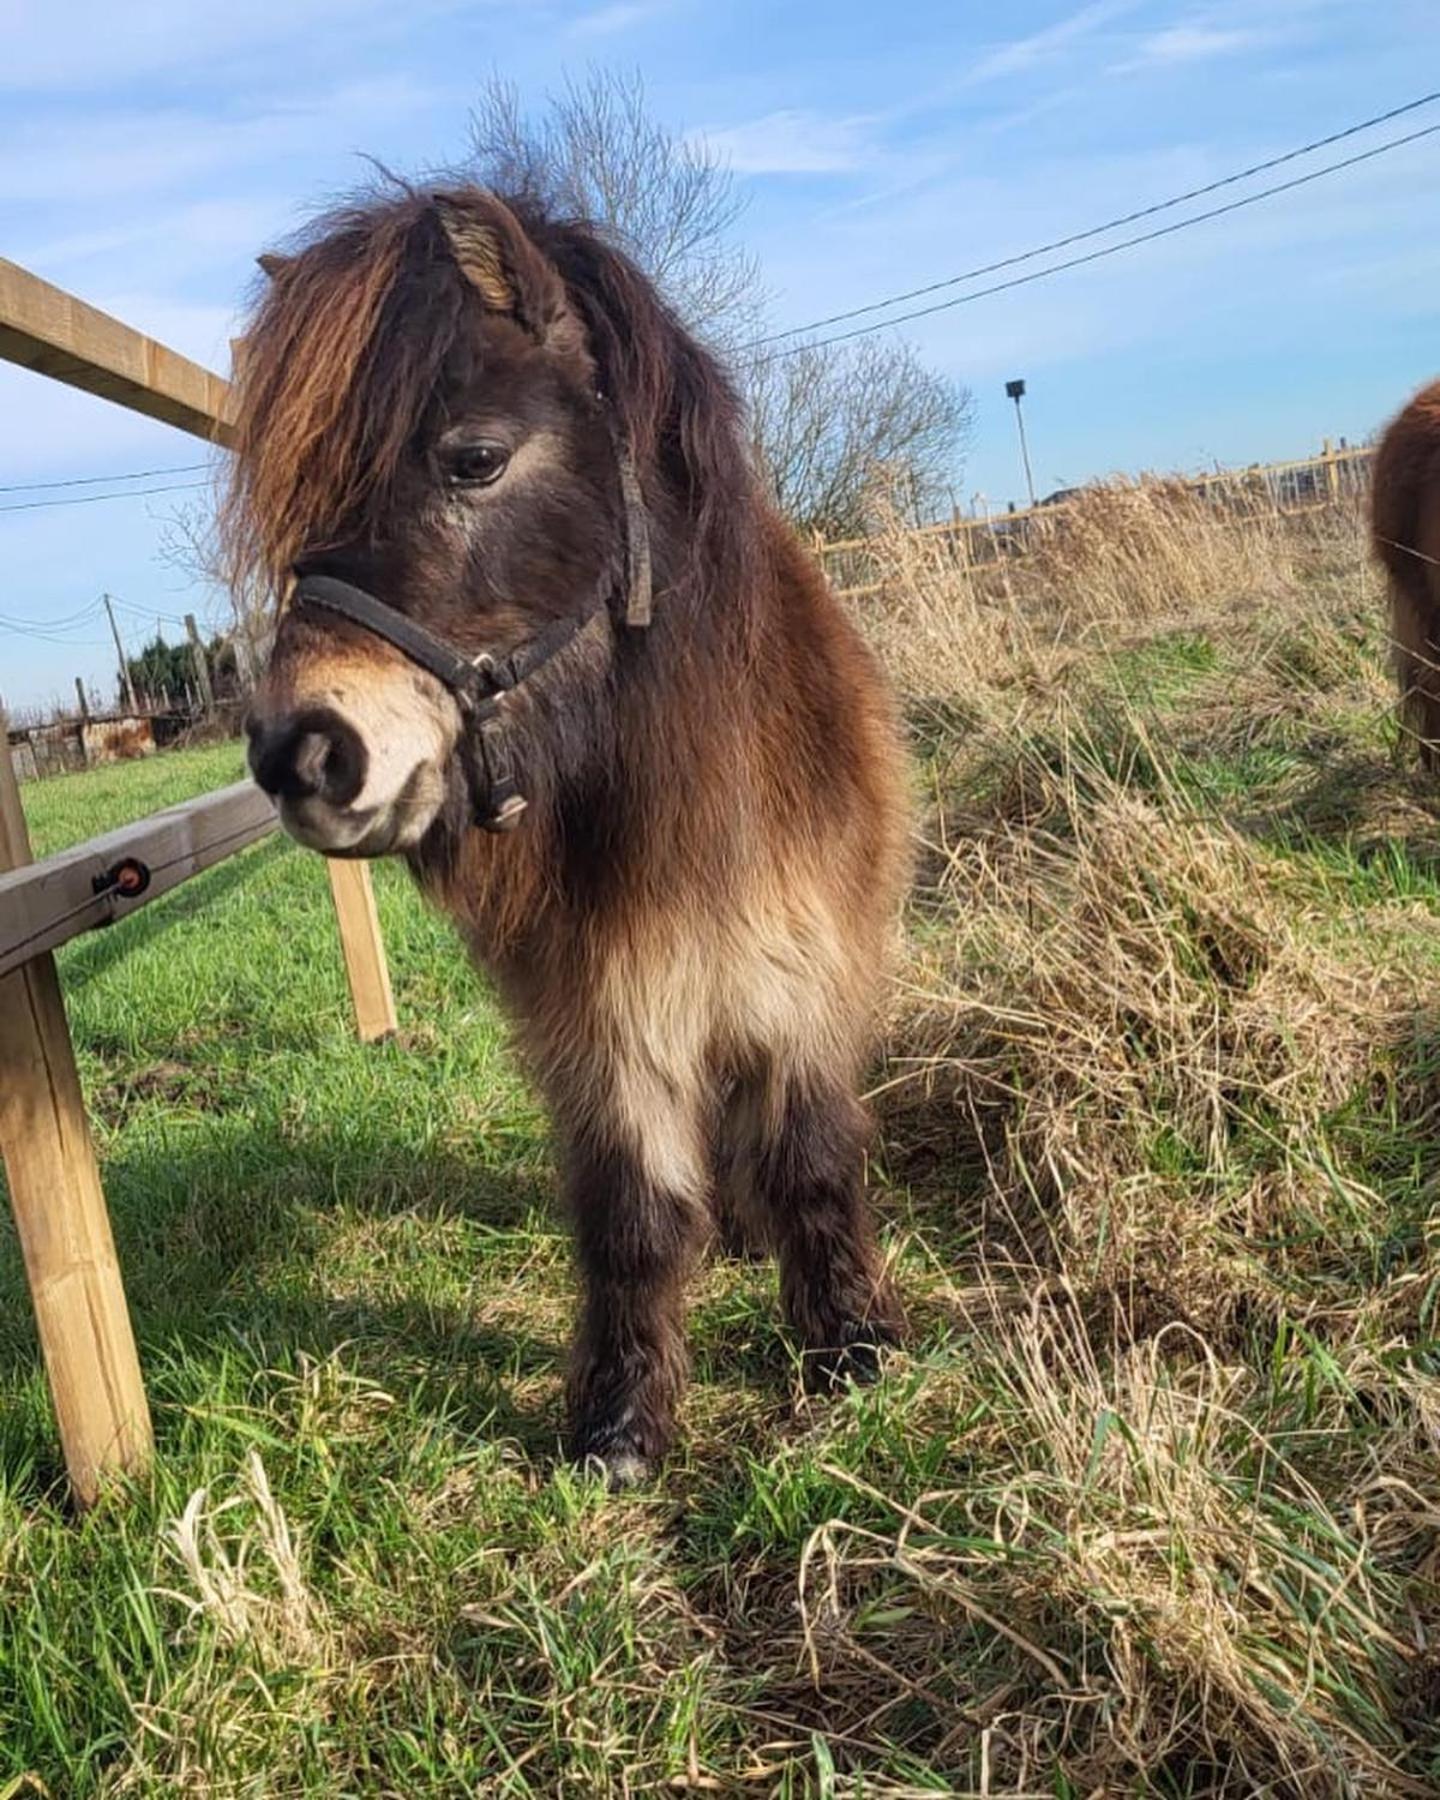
[{"xmin": 614, "ymin": 438, "xmax": 652, "ymax": 629}]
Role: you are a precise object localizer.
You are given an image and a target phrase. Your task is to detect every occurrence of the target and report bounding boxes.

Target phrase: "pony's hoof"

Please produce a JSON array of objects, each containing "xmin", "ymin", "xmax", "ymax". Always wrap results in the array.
[
  {"xmin": 586, "ymin": 1449, "xmax": 651, "ymax": 1489},
  {"xmin": 570, "ymin": 1422, "xmax": 657, "ymax": 1489},
  {"xmin": 804, "ymin": 1320, "xmax": 901, "ymax": 1394}
]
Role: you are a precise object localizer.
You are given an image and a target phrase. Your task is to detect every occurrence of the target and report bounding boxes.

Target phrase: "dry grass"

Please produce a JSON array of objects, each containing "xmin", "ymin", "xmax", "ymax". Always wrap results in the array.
[
  {"xmin": 895, "ymin": 771, "xmax": 1399, "ymax": 1334},
  {"xmin": 816, "ymin": 479, "xmax": 1440, "ymax": 1796},
  {"xmin": 852, "ymin": 478, "xmax": 1364, "ymax": 710}
]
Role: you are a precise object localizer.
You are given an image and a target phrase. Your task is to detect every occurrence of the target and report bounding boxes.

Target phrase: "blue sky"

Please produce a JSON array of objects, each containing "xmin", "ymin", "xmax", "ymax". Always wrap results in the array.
[{"xmin": 3, "ymin": 0, "xmax": 1439, "ymax": 709}]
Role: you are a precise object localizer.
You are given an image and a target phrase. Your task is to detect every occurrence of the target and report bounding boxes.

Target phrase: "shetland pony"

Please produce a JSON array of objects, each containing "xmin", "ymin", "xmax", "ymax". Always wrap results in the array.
[
  {"xmin": 1374, "ymin": 379, "xmax": 1440, "ymax": 766},
  {"xmin": 228, "ymin": 185, "xmax": 910, "ymax": 1480}
]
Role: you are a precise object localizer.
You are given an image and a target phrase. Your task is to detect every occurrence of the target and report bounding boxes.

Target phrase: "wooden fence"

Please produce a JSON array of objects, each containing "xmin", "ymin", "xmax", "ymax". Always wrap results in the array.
[
  {"xmin": 815, "ymin": 438, "xmax": 1375, "ymax": 600},
  {"xmin": 8, "ymin": 710, "xmax": 173, "ymax": 781},
  {"xmin": 0, "ymin": 259, "xmax": 398, "ymax": 1508}
]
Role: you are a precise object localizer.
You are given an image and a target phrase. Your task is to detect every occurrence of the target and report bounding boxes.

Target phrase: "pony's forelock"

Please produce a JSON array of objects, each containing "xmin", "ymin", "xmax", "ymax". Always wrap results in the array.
[
  {"xmin": 222, "ymin": 195, "xmax": 456, "ymax": 594},
  {"xmin": 222, "ymin": 184, "xmax": 757, "ymax": 606}
]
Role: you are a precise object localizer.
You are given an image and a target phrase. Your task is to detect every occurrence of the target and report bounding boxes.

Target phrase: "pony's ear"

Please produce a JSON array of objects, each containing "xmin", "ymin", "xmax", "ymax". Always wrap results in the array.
[
  {"xmin": 432, "ymin": 193, "xmax": 568, "ymax": 337},
  {"xmin": 256, "ymin": 252, "xmax": 291, "ymax": 280}
]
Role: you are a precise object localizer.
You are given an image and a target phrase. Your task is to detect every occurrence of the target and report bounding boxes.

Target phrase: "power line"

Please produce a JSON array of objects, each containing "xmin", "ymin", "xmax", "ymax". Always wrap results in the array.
[
  {"xmin": 0, "ymin": 598, "xmax": 105, "ymax": 632},
  {"xmin": 753, "ymin": 90, "xmax": 1440, "ymax": 348},
  {"xmin": 108, "ymin": 596, "xmax": 195, "ymax": 628},
  {"xmin": 756, "ymin": 119, "xmax": 1440, "ymax": 361},
  {"xmin": 0, "ymin": 596, "xmax": 193, "ymax": 641},
  {"xmin": 0, "ymin": 461, "xmax": 210, "ymax": 496},
  {"xmin": 0, "ymin": 620, "xmax": 112, "ymax": 646},
  {"xmin": 0, "ymin": 588, "xmax": 208, "ymax": 660},
  {"xmin": 0, "ymin": 480, "xmax": 210, "ymax": 516},
  {"xmin": 0, "ymin": 612, "xmax": 184, "ymax": 644}
]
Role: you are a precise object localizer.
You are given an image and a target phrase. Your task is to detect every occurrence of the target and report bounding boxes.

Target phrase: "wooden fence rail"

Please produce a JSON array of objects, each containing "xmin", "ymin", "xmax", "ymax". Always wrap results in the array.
[
  {"xmin": 0, "ymin": 782, "xmax": 277, "ymax": 979},
  {"xmin": 0, "ymin": 262, "xmax": 398, "ymax": 1506},
  {"xmin": 0, "ymin": 258, "xmax": 235, "ymax": 443}
]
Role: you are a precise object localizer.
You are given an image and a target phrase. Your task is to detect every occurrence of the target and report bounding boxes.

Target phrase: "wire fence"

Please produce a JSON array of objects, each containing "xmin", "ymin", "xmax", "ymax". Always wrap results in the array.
[{"xmin": 814, "ymin": 439, "xmax": 1374, "ymax": 600}]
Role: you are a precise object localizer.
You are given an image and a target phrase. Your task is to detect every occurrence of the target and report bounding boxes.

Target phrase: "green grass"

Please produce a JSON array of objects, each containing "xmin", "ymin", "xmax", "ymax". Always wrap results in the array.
[
  {"xmin": 21, "ymin": 742, "xmax": 249, "ymax": 858},
  {"xmin": 5, "ymin": 535, "xmax": 1440, "ymax": 1794},
  {"xmin": 4, "ymin": 744, "xmax": 969, "ymax": 1796}
]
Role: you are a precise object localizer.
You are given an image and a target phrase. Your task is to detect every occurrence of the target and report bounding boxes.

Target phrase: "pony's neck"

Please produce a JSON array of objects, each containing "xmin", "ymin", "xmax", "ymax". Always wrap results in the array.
[{"xmin": 406, "ymin": 512, "xmax": 770, "ymax": 953}]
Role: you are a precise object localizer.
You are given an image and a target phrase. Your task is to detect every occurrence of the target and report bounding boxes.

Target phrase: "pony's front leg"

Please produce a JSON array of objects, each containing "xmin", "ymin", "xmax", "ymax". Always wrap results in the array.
[
  {"xmin": 748, "ymin": 1071, "xmax": 905, "ymax": 1391},
  {"xmin": 561, "ymin": 1087, "xmax": 707, "ymax": 1484}
]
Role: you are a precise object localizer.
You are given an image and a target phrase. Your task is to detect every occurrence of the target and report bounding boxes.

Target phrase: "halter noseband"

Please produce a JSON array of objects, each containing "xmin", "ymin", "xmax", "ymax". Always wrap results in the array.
[
  {"xmin": 289, "ymin": 411, "xmax": 652, "ymax": 834},
  {"xmin": 291, "ymin": 572, "xmax": 603, "ymax": 831}
]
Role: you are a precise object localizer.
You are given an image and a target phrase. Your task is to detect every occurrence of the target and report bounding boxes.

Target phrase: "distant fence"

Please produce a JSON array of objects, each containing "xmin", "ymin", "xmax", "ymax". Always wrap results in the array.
[
  {"xmin": 815, "ymin": 438, "xmax": 1375, "ymax": 600},
  {"xmin": 7, "ymin": 709, "xmax": 198, "ymax": 782}
]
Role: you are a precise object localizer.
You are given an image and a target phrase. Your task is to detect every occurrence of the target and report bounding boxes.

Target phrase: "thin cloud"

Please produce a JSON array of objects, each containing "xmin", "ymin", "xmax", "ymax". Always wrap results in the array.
[
  {"xmin": 692, "ymin": 109, "xmax": 878, "ymax": 175},
  {"xmin": 568, "ymin": 1, "xmax": 666, "ymax": 36},
  {"xmin": 1113, "ymin": 24, "xmax": 1265, "ymax": 72},
  {"xmin": 964, "ymin": 0, "xmax": 1140, "ymax": 84},
  {"xmin": 0, "ymin": 78, "xmax": 434, "ymax": 206},
  {"xmin": 0, "ymin": 0, "xmax": 483, "ymax": 92},
  {"xmin": 0, "ymin": 363, "xmax": 201, "ymax": 486},
  {"xmin": 18, "ymin": 200, "xmax": 283, "ymax": 278}
]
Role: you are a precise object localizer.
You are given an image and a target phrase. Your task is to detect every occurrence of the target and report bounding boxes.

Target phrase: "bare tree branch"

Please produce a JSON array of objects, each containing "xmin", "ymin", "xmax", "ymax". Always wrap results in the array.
[
  {"xmin": 431, "ymin": 73, "xmax": 975, "ymax": 541},
  {"xmin": 741, "ymin": 338, "xmax": 973, "ymax": 539},
  {"xmin": 468, "ymin": 69, "xmax": 764, "ymax": 348},
  {"xmin": 469, "ymin": 74, "xmax": 970, "ymax": 530},
  {"xmin": 156, "ymin": 500, "xmax": 271, "ymax": 679}
]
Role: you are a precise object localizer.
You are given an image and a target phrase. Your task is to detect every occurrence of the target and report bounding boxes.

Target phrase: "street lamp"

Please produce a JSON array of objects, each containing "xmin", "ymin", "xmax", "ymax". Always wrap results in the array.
[{"xmin": 1005, "ymin": 378, "xmax": 1037, "ymax": 509}]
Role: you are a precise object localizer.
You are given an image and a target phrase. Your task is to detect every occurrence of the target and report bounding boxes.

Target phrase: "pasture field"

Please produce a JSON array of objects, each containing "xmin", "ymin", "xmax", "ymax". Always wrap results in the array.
[{"xmin": 4, "ymin": 487, "xmax": 1440, "ymax": 1796}]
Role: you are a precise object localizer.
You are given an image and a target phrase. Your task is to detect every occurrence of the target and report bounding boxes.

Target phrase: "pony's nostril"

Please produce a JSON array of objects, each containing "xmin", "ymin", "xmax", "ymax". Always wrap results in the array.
[
  {"xmin": 249, "ymin": 721, "xmax": 315, "ymax": 799},
  {"xmin": 291, "ymin": 732, "xmax": 331, "ymax": 796},
  {"xmin": 248, "ymin": 711, "xmax": 366, "ymax": 806},
  {"xmin": 313, "ymin": 719, "xmax": 366, "ymax": 806}
]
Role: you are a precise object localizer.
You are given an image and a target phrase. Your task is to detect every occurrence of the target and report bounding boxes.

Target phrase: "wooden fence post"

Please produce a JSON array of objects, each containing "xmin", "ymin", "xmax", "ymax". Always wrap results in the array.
[
  {"xmin": 955, "ymin": 513, "xmax": 975, "ymax": 598},
  {"xmin": 326, "ymin": 860, "xmax": 397, "ymax": 1042},
  {"xmin": 0, "ymin": 720, "xmax": 153, "ymax": 1506},
  {"xmin": 184, "ymin": 613, "xmax": 215, "ymax": 717},
  {"xmin": 1322, "ymin": 437, "xmax": 1340, "ymax": 504}
]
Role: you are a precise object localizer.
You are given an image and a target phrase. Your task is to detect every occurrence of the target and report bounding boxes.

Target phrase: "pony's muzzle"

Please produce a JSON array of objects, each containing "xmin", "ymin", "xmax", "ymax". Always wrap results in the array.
[
  {"xmin": 247, "ymin": 706, "xmax": 367, "ymax": 809},
  {"xmin": 244, "ymin": 609, "xmax": 461, "ymax": 857}
]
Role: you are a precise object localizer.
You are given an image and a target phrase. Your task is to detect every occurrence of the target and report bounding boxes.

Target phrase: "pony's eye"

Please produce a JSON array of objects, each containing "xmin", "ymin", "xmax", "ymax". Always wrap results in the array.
[{"xmin": 445, "ymin": 442, "xmax": 510, "ymax": 487}]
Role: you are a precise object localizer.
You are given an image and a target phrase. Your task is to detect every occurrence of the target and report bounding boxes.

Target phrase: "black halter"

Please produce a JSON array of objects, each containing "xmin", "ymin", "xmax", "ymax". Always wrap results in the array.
[
  {"xmin": 291, "ymin": 573, "xmax": 601, "ymax": 831},
  {"xmin": 289, "ymin": 415, "xmax": 653, "ymax": 833}
]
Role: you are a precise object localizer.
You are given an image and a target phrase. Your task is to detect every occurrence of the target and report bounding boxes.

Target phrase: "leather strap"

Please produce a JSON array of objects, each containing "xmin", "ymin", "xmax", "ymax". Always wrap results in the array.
[
  {"xmin": 614, "ymin": 440, "xmax": 652, "ymax": 628},
  {"xmin": 290, "ymin": 574, "xmax": 599, "ymax": 832}
]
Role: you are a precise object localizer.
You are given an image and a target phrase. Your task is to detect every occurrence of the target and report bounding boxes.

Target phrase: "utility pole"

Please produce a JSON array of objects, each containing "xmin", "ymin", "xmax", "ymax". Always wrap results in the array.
[
  {"xmin": 184, "ymin": 613, "xmax": 215, "ymax": 716},
  {"xmin": 1005, "ymin": 379, "xmax": 1037, "ymax": 509},
  {"xmin": 73, "ymin": 677, "xmax": 90, "ymax": 720},
  {"xmin": 103, "ymin": 594, "xmax": 138, "ymax": 713}
]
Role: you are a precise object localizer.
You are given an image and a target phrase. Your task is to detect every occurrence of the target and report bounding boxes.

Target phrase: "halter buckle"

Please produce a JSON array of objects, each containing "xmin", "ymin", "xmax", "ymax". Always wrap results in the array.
[
  {"xmin": 471, "ymin": 716, "xmax": 527, "ymax": 832},
  {"xmin": 471, "ymin": 650, "xmax": 516, "ymax": 692}
]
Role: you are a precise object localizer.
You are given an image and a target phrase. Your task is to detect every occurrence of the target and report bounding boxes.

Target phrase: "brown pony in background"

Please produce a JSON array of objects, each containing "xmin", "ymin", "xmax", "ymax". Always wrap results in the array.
[
  {"xmin": 1373, "ymin": 379, "xmax": 1440, "ymax": 765},
  {"xmin": 225, "ymin": 184, "xmax": 910, "ymax": 1482}
]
